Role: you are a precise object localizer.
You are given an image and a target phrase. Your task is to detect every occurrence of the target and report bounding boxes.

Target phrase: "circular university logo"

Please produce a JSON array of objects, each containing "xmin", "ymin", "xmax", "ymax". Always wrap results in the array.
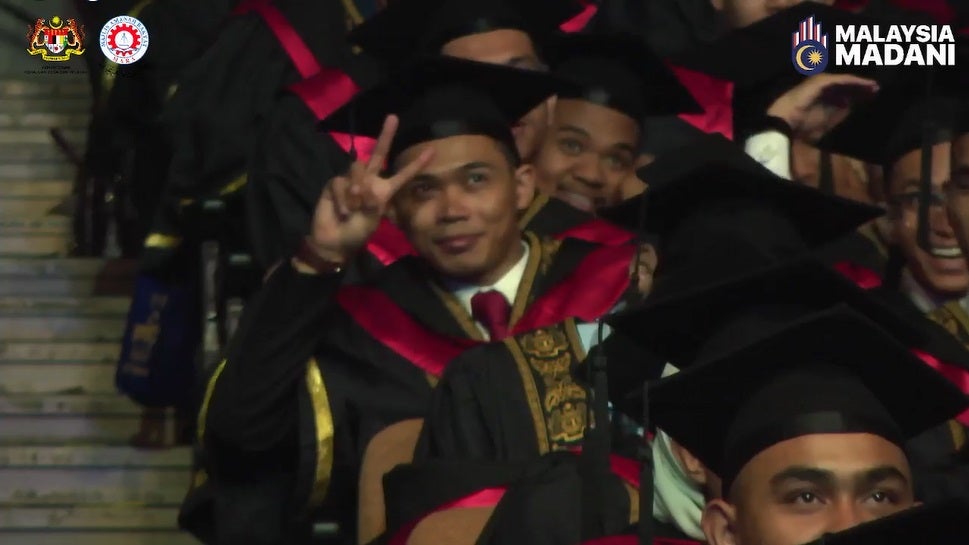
[
  {"xmin": 792, "ymin": 39, "xmax": 828, "ymax": 76},
  {"xmin": 99, "ymin": 16, "xmax": 149, "ymax": 64}
]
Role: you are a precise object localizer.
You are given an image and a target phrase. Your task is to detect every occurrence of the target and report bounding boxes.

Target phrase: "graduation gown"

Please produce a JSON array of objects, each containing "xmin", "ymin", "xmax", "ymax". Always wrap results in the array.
[
  {"xmin": 374, "ymin": 325, "xmax": 674, "ymax": 544},
  {"xmin": 196, "ymin": 232, "xmax": 637, "ymax": 542},
  {"xmin": 864, "ymin": 288, "xmax": 969, "ymax": 503},
  {"xmin": 144, "ymin": 0, "xmax": 364, "ymax": 270}
]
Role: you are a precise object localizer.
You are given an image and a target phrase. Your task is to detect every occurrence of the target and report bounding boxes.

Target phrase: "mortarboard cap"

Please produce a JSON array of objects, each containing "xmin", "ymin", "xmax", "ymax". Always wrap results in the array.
[
  {"xmin": 597, "ymin": 134, "xmax": 883, "ymax": 267},
  {"xmin": 799, "ymin": 497, "xmax": 969, "ymax": 545},
  {"xmin": 817, "ymin": 55, "xmax": 967, "ymax": 251},
  {"xmin": 346, "ymin": 0, "xmax": 584, "ymax": 66},
  {"xmin": 605, "ymin": 257, "xmax": 921, "ymax": 368},
  {"xmin": 645, "ymin": 304, "xmax": 969, "ymax": 495},
  {"xmin": 818, "ymin": 69, "xmax": 967, "ymax": 167},
  {"xmin": 319, "ymin": 56, "xmax": 563, "ymax": 165},
  {"xmin": 548, "ymin": 32, "xmax": 703, "ymax": 124}
]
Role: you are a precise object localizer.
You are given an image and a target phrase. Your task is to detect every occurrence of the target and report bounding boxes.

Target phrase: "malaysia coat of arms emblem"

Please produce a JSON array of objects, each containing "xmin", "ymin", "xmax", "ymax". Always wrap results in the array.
[{"xmin": 27, "ymin": 16, "xmax": 86, "ymax": 62}]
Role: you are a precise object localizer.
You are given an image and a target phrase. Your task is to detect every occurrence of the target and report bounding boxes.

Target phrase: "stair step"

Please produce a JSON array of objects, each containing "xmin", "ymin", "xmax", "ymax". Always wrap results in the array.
[
  {"xmin": 0, "ymin": 314, "xmax": 125, "ymax": 340},
  {"xmin": 0, "ymin": 341, "xmax": 121, "ymax": 362},
  {"xmin": 13, "ymin": 113, "xmax": 90, "ymax": 129},
  {"xmin": 0, "ymin": 275, "xmax": 136, "ymax": 296},
  {"xmin": 0, "ymin": 414, "xmax": 140, "ymax": 443},
  {"xmin": 0, "ymin": 445, "xmax": 191, "ymax": 468},
  {"xmin": 0, "ymin": 237, "xmax": 68, "ymax": 257},
  {"xmin": 0, "ymin": 179, "xmax": 73, "ymax": 197},
  {"xmin": 0, "ymin": 468, "xmax": 191, "ymax": 505},
  {"xmin": 0, "ymin": 296, "xmax": 130, "ymax": 315},
  {"xmin": 0, "ymin": 505, "xmax": 181, "ymax": 530},
  {"xmin": 0, "ymin": 98, "xmax": 90, "ymax": 115},
  {"xmin": 0, "ymin": 257, "xmax": 137, "ymax": 277},
  {"xmin": 0, "ymin": 394, "xmax": 140, "ymax": 415},
  {"xmin": 0, "ymin": 362, "xmax": 117, "ymax": 394},
  {"xmin": 0, "ymin": 218, "xmax": 71, "ymax": 233},
  {"xmin": 0, "ymin": 276, "xmax": 134, "ymax": 297},
  {"xmin": 0, "ymin": 531, "xmax": 200, "ymax": 545},
  {"xmin": 0, "ymin": 128, "xmax": 85, "ymax": 146},
  {"xmin": 0, "ymin": 258, "xmax": 137, "ymax": 296},
  {"xmin": 0, "ymin": 143, "xmax": 80, "ymax": 162},
  {"xmin": 0, "ymin": 196, "xmax": 65, "ymax": 218},
  {"xmin": 0, "ymin": 81, "xmax": 92, "ymax": 98}
]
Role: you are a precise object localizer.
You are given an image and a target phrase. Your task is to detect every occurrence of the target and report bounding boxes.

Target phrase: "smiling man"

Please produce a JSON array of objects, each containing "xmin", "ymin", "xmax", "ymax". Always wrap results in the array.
[
  {"xmin": 646, "ymin": 304, "xmax": 969, "ymax": 545},
  {"xmin": 533, "ymin": 32, "xmax": 700, "ymax": 212},
  {"xmin": 203, "ymin": 57, "xmax": 639, "ymax": 545},
  {"xmin": 820, "ymin": 78, "xmax": 969, "ymax": 313},
  {"xmin": 347, "ymin": 0, "xmax": 581, "ymax": 163}
]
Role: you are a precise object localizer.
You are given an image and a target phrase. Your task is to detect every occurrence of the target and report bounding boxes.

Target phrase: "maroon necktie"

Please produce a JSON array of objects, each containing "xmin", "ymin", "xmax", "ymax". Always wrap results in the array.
[{"xmin": 471, "ymin": 290, "xmax": 511, "ymax": 340}]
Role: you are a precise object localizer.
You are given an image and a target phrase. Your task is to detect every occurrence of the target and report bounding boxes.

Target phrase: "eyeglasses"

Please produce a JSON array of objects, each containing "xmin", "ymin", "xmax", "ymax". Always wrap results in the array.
[{"xmin": 889, "ymin": 190, "xmax": 945, "ymax": 210}]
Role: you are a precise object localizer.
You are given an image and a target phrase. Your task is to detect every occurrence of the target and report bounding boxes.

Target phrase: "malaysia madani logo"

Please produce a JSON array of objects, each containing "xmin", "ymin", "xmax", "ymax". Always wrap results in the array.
[{"xmin": 792, "ymin": 16, "xmax": 829, "ymax": 75}]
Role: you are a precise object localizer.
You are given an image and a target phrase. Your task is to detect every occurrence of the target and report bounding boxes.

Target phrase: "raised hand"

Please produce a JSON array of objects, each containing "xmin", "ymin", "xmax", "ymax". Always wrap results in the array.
[
  {"xmin": 767, "ymin": 73, "xmax": 879, "ymax": 143},
  {"xmin": 306, "ymin": 115, "xmax": 434, "ymax": 263}
]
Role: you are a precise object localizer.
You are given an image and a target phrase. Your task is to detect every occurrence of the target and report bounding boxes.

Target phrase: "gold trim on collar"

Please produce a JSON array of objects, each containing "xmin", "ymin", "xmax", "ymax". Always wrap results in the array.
[
  {"xmin": 306, "ymin": 358, "xmax": 335, "ymax": 511},
  {"xmin": 518, "ymin": 193, "xmax": 549, "ymax": 230},
  {"xmin": 430, "ymin": 282, "xmax": 487, "ymax": 341},
  {"xmin": 509, "ymin": 232, "xmax": 542, "ymax": 328}
]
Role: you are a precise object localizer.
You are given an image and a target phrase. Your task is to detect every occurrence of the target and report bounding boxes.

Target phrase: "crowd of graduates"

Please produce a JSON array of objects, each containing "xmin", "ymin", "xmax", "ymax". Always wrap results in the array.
[{"xmin": 71, "ymin": 0, "xmax": 969, "ymax": 544}]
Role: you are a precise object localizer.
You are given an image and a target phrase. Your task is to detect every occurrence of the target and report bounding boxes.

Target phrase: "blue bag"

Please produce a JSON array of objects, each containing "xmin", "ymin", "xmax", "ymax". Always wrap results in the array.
[{"xmin": 116, "ymin": 274, "xmax": 201, "ymax": 408}]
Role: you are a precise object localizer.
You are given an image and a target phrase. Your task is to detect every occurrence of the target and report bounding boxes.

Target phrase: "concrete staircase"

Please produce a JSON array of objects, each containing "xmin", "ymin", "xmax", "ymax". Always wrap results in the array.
[{"xmin": 0, "ymin": 79, "xmax": 197, "ymax": 544}]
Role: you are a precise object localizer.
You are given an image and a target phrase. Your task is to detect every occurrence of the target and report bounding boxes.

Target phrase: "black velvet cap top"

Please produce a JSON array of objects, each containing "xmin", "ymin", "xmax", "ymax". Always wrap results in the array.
[
  {"xmin": 646, "ymin": 304, "xmax": 969, "ymax": 495},
  {"xmin": 320, "ymin": 56, "xmax": 563, "ymax": 164}
]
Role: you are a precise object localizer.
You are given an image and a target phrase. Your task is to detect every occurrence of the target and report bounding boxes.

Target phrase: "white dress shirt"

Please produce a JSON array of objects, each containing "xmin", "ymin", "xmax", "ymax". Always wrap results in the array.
[
  {"xmin": 745, "ymin": 131, "xmax": 793, "ymax": 180},
  {"xmin": 448, "ymin": 242, "xmax": 530, "ymax": 340},
  {"xmin": 445, "ymin": 240, "xmax": 613, "ymax": 351}
]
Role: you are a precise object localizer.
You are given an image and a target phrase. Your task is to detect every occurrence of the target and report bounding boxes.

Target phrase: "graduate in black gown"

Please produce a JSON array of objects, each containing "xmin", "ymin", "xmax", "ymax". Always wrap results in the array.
[
  {"xmin": 379, "ymin": 135, "xmax": 969, "ymax": 544},
  {"xmin": 611, "ymin": 135, "xmax": 969, "ymax": 503},
  {"xmin": 201, "ymin": 57, "xmax": 640, "ymax": 545},
  {"xmin": 243, "ymin": 0, "xmax": 598, "ymax": 273},
  {"xmin": 372, "ymin": 136, "xmax": 876, "ymax": 544},
  {"xmin": 669, "ymin": 3, "xmax": 909, "ymax": 276},
  {"xmin": 636, "ymin": 304, "xmax": 969, "ymax": 545},
  {"xmin": 143, "ymin": 0, "xmax": 367, "ymax": 272},
  {"xmin": 816, "ymin": 73, "xmax": 969, "ymax": 497},
  {"xmin": 530, "ymin": 31, "xmax": 701, "ymax": 213},
  {"xmin": 346, "ymin": 0, "xmax": 682, "ymax": 256}
]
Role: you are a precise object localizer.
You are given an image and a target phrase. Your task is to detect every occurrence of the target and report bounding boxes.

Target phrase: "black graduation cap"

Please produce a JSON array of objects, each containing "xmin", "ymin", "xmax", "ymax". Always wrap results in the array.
[
  {"xmin": 818, "ymin": 60, "xmax": 968, "ymax": 251},
  {"xmin": 547, "ymin": 32, "xmax": 703, "ymax": 123},
  {"xmin": 671, "ymin": 1, "xmax": 886, "ymax": 89},
  {"xmin": 319, "ymin": 56, "xmax": 563, "ymax": 164},
  {"xmin": 606, "ymin": 257, "xmax": 922, "ymax": 367},
  {"xmin": 346, "ymin": 0, "xmax": 584, "ymax": 66},
  {"xmin": 818, "ymin": 71, "xmax": 966, "ymax": 168},
  {"xmin": 799, "ymin": 497, "xmax": 969, "ymax": 545},
  {"xmin": 645, "ymin": 304, "xmax": 969, "ymax": 495},
  {"xmin": 597, "ymin": 133, "xmax": 883, "ymax": 267}
]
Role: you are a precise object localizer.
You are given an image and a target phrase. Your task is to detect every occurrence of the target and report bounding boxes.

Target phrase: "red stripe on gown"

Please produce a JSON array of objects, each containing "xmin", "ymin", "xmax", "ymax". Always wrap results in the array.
[
  {"xmin": 335, "ymin": 243, "xmax": 634, "ymax": 376},
  {"xmin": 833, "ymin": 261, "xmax": 969, "ymax": 424},
  {"xmin": 560, "ymin": 0, "xmax": 598, "ymax": 33}
]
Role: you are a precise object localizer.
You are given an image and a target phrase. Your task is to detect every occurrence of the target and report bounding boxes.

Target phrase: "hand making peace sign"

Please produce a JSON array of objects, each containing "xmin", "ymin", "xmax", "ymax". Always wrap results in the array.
[{"xmin": 306, "ymin": 115, "xmax": 435, "ymax": 264}]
